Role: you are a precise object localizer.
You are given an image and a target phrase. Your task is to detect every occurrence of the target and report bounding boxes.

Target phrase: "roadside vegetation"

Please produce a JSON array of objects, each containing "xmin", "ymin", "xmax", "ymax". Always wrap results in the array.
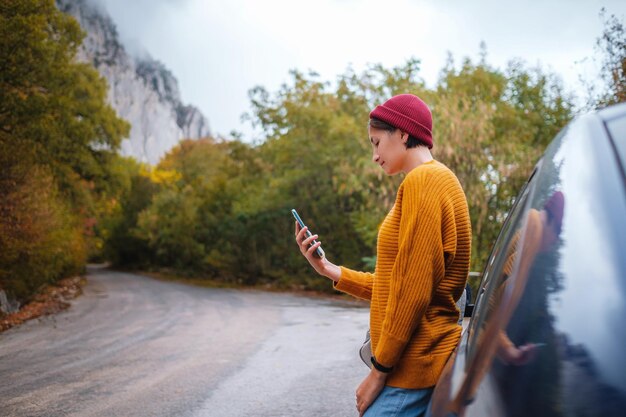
[{"xmin": 1, "ymin": 0, "xmax": 128, "ymax": 310}]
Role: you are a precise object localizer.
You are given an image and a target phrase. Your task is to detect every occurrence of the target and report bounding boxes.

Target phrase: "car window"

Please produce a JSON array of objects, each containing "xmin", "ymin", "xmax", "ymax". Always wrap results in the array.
[
  {"xmin": 456, "ymin": 128, "xmax": 569, "ymax": 413},
  {"xmin": 465, "ymin": 172, "xmax": 534, "ymax": 362}
]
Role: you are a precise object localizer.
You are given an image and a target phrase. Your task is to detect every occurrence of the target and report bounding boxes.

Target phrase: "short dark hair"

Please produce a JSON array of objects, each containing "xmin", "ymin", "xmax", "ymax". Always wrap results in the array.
[{"xmin": 368, "ymin": 118, "xmax": 425, "ymax": 149}]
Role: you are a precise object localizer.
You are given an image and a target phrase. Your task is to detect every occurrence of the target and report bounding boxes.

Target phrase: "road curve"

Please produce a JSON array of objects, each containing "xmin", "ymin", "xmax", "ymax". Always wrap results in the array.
[{"xmin": 0, "ymin": 267, "xmax": 370, "ymax": 416}]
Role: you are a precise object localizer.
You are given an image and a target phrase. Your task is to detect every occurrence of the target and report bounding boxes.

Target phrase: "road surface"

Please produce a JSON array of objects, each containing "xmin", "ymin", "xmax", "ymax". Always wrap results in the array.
[{"xmin": 0, "ymin": 267, "xmax": 370, "ymax": 416}]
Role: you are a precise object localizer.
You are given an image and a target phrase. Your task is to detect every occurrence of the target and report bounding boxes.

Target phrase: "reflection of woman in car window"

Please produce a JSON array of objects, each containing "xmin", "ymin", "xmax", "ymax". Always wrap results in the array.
[
  {"xmin": 497, "ymin": 191, "xmax": 564, "ymax": 365},
  {"xmin": 494, "ymin": 191, "xmax": 564, "ymax": 417},
  {"xmin": 448, "ymin": 191, "xmax": 564, "ymax": 416}
]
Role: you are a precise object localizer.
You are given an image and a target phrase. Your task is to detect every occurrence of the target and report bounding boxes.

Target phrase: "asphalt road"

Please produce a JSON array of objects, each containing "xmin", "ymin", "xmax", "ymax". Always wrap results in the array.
[{"xmin": 0, "ymin": 267, "xmax": 370, "ymax": 417}]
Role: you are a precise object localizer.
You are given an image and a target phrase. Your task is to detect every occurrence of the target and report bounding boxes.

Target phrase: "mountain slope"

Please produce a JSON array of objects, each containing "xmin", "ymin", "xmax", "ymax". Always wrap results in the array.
[{"xmin": 57, "ymin": 0, "xmax": 211, "ymax": 164}]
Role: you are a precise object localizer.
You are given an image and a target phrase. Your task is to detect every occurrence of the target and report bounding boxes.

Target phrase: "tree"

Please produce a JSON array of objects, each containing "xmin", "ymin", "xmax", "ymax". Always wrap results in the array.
[
  {"xmin": 99, "ymin": 155, "xmax": 156, "ymax": 267},
  {"xmin": 0, "ymin": 0, "xmax": 129, "ymax": 182},
  {"xmin": 0, "ymin": 158, "xmax": 86, "ymax": 302},
  {"xmin": 433, "ymin": 57, "xmax": 573, "ymax": 272},
  {"xmin": 596, "ymin": 8, "xmax": 626, "ymax": 107},
  {"xmin": 0, "ymin": 0, "xmax": 129, "ymax": 303}
]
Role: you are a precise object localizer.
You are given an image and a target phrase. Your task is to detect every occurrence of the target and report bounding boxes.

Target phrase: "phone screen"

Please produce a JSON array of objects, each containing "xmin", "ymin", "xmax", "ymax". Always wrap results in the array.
[{"xmin": 291, "ymin": 209, "xmax": 325, "ymax": 258}]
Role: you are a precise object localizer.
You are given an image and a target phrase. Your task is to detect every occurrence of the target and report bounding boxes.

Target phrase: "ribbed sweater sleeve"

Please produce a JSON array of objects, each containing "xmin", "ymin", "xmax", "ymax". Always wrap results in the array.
[
  {"xmin": 374, "ymin": 173, "xmax": 446, "ymax": 368},
  {"xmin": 334, "ymin": 267, "xmax": 374, "ymax": 301}
]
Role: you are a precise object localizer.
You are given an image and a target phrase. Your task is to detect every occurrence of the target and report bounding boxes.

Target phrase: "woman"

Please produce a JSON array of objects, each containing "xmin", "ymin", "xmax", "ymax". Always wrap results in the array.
[{"xmin": 295, "ymin": 94, "xmax": 472, "ymax": 417}]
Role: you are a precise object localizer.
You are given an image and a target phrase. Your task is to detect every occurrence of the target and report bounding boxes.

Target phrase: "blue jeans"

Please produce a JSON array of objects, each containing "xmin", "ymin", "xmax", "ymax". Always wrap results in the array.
[{"xmin": 363, "ymin": 385, "xmax": 434, "ymax": 417}]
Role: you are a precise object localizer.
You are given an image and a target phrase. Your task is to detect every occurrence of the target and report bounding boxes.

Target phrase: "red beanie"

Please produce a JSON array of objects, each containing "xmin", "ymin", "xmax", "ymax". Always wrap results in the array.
[{"xmin": 369, "ymin": 94, "xmax": 433, "ymax": 149}]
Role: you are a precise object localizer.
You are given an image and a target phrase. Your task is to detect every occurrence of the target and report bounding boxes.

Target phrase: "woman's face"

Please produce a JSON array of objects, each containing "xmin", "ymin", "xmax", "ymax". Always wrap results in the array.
[{"xmin": 368, "ymin": 126, "xmax": 407, "ymax": 175}]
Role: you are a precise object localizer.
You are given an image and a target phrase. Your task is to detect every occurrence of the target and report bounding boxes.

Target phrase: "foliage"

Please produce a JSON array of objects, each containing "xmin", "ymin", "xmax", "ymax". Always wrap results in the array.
[
  {"xmin": 98, "ymin": 156, "xmax": 157, "ymax": 267},
  {"xmin": 0, "ymin": 157, "xmax": 86, "ymax": 302},
  {"xmin": 0, "ymin": 0, "xmax": 129, "ymax": 184},
  {"xmin": 433, "ymin": 57, "xmax": 573, "ymax": 275},
  {"xmin": 0, "ymin": 0, "xmax": 128, "ymax": 303},
  {"xmin": 595, "ymin": 9, "xmax": 626, "ymax": 107}
]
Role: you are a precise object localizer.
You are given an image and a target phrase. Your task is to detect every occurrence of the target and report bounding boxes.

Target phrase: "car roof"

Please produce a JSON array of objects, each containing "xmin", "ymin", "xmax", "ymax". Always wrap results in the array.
[{"xmin": 597, "ymin": 101, "xmax": 626, "ymax": 122}]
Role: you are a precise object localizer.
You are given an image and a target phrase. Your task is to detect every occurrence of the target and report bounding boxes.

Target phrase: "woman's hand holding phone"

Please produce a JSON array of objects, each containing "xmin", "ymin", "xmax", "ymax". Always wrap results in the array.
[{"xmin": 294, "ymin": 220, "xmax": 341, "ymax": 283}]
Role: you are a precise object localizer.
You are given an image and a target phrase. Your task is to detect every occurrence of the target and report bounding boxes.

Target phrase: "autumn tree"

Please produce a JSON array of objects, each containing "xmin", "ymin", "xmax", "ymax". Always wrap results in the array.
[{"xmin": 0, "ymin": 0, "xmax": 129, "ymax": 303}]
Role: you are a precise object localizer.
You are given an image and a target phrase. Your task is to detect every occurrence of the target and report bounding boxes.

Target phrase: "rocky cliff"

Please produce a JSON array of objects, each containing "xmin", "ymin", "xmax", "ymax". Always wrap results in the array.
[{"xmin": 56, "ymin": 0, "xmax": 211, "ymax": 164}]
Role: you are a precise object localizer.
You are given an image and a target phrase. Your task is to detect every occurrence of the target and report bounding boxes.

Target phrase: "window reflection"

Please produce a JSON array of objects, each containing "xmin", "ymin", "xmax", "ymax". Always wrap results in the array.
[
  {"xmin": 456, "ymin": 186, "xmax": 565, "ymax": 415},
  {"xmin": 492, "ymin": 189, "xmax": 565, "ymax": 417}
]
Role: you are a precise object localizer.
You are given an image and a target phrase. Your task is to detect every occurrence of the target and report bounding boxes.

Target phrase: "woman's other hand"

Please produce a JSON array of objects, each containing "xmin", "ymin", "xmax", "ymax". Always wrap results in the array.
[
  {"xmin": 356, "ymin": 368, "xmax": 387, "ymax": 416},
  {"xmin": 294, "ymin": 221, "xmax": 340, "ymax": 282},
  {"xmin": 500, "ymin": 342, "xmax": 540, "ymax": 366}
]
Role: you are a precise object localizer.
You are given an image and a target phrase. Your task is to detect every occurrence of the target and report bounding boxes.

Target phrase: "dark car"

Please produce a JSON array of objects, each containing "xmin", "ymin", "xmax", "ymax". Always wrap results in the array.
[{"xmin": 428, "ymin": 103, "xmax": 626, "ymax": 417}]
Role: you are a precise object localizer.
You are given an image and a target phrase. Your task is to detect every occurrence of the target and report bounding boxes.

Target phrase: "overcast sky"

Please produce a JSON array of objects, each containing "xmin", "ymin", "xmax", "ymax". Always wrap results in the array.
[{"xmin": 94, "ymin": 0, "xmax": 626, "ymax": 140}]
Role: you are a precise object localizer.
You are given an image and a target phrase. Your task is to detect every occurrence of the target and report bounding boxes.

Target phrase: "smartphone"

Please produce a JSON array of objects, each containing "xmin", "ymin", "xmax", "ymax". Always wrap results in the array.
[{"xmin": 291, "ymin": 209, "xmax": 325, "ymax": 258}]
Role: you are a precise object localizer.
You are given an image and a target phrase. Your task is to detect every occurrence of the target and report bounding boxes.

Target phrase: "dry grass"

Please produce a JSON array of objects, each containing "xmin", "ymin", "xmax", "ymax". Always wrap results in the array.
[{"xmin": 0, "ymin": 276, "xmax": 86, "ymax": 332}]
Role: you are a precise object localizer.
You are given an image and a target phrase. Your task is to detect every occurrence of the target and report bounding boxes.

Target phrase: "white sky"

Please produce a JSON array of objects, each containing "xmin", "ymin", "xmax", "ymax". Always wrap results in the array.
[{"xmin": 95, "ymin": 0, "xmax": 626, "ymax": 140}]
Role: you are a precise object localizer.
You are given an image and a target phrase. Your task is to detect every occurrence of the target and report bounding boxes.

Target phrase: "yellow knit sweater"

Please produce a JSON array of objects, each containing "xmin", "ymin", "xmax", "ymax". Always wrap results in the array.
[{"xmin": 335, "ymin": 160, "xmax": 471, "ymax": 389}]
